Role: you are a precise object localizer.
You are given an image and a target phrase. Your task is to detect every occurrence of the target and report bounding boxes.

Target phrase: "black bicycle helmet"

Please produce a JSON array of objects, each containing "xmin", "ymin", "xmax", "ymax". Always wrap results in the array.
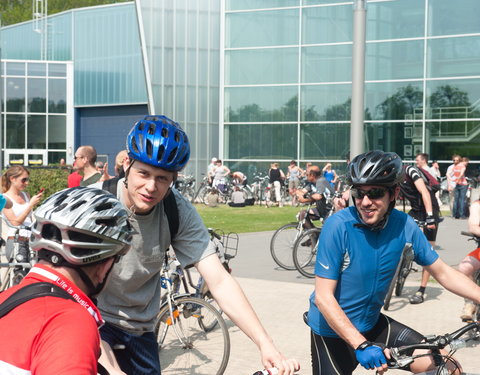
[
  {"xmin": 30, "ymin": 187, "xmax": 133, "ymax": 266},
  {"xmin": 346, "ymin": 150, "xmax": 404, "ymax": 187}
]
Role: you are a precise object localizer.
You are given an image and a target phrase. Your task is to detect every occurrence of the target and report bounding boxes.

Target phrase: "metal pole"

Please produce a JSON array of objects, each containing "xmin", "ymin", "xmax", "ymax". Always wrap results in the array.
[{"xmin": 350, "ymin": 0, "xmax": 366, "ymax": 158}]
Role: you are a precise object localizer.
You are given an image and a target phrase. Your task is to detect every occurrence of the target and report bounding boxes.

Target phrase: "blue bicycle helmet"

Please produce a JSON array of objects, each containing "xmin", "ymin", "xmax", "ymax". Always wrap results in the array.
[{"xmin": 127, "ymin": 115, "xmax": 190, "ymax": 171}]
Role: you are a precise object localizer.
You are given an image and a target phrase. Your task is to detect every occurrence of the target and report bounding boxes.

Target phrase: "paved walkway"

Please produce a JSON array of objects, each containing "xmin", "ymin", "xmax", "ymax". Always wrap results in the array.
[{"xmin": 219, "ymin": 216, "xmax": 479, "ymax": 374}]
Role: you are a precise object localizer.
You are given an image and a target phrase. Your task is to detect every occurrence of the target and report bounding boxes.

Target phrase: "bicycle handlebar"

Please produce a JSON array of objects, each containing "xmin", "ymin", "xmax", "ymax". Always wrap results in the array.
[
  {"xmin": 207, "ymin": 227, "xmax": 222, "ymax": 240},
  {"xmin": 387, "ymin": 322, "xmax": 480, "ymax": 369},
  {"xmin": 252, "ymin": 368, "xmax": 278, "ymax": 375}
]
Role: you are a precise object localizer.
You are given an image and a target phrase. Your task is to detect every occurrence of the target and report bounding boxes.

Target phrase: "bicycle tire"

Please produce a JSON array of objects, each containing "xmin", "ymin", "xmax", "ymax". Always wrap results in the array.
[
  {"xmin": 293, "ymin": 228, "xmax": 321, "ymax": 278},
  {"xmin": 270, "ymin": 223, "xmax": 300, "ymax": 270},
  {"xmin": 384, "ymin": 254, "xmax": 404, "ymax": 311},
  {"xmin": 155, "ymin": 296, "xmax": 230, "ymax": 375},
  {"xmin": 395, "ymin": 254, "xmax": 413, "ymax": 297},
  {"xmin": 201, "ymin": 290, "xmax": 222, "ymax": 331}
]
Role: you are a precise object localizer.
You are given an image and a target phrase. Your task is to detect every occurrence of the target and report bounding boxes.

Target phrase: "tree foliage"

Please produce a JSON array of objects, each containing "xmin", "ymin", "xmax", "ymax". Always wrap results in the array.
[{"xmin": 1, "ymin": 0, "xmax": 130, "ymax": 26}]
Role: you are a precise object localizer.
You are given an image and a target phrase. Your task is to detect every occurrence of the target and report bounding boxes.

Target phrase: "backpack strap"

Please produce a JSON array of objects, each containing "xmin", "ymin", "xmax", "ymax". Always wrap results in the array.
[
  {"xmin": 102, "ymin": 177, "xmax": 179, "ymax": 240},
  {"xmin": 163, "ymin": 189, "xmax": 179, "ymax": 240},
  {"xmin": 0, "ymin": 282, "xmax": 76, "ymax": 318}
]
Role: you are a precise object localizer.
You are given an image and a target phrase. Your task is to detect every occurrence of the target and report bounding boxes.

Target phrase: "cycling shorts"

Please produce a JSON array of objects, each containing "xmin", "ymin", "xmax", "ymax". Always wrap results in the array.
[
  {"xmin": 310, "ymin": 314, "xmax": 424, "ymax": 375},
  {"xmin": 467, "ymin": 247, "xmax": 480, "ymax": 262}
]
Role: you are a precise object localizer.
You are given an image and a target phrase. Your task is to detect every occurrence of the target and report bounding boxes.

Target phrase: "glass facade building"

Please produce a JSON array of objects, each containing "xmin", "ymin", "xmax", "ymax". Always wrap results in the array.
[
  {"xmin": 223, "ymin": 0, "xmax": 480, "ymax": 174},
  {"xmin": 0, "ymin": 60, "xmax": 73, "ymax": 166}
]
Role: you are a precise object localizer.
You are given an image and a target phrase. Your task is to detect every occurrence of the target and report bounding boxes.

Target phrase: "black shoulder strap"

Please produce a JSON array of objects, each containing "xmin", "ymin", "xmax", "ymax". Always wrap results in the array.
[
  {"xmin": 102, "ymin": 177, "xmax": 179, "ymax": 240},
  {"xmin": 164, "ymin": 190, "xmax": 179, "ymax": 240},
  {"xmin": 0, "ymin": 282, "xmax": 76, "ymax": 319}
]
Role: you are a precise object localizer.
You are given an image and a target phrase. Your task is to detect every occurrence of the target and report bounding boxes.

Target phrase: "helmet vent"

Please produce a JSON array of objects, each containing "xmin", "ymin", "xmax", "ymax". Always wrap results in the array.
[
  {"xmin": 167, "ymin": 147, "xmax": 177, "ymax": 163},
  {"xmin": 174, "ymin": 131, "xmax": 180, "ymax": 142},
  {"xmin": 68, "ymin": 230, "xmax": 102, "ymax": 244},
  {"xmin": 131, "ymin": 137, "xmax": 139, "ymax": 153},
  {"xmin": 138, "ymin": 122, "xmax": 145, "ymax": 131},
  {"xmin": 41, "ymin": 224, "xmax": 62, "ymax": 243},
  {"xmin": 161, "ymin": 127, "xmax": 168, "ymax": 138},
  {"xmin": 146, "ymin": 140, "xmax": 153, "ymax": 158},
  {"xmin": 147, "ymin": 123, "xmax": 156, "ymax": 135},
  {"xmin": 96, "ymin": 218, "xmax": 117, "ymax": 227},
  {"xmin": 69, "ymin": 200, "xmax": 86, "ymax": 211},
  {"xmin": 53, "ymin": 202, "xmax": 68, "ymax": 213},
  {"xmin": 95, "ymin": 202, "xmax": 114, "ymax": 211},
  {"xmin": 157, "ymin": 145, "xmax": 165, "ymax": 161}
]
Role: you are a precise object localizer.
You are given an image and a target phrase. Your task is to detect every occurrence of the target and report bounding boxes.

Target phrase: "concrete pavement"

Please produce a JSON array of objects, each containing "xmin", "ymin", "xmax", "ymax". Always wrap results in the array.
[{"xmin": 220, "ymin": 216, "xmax": 479, "ymax": 374}]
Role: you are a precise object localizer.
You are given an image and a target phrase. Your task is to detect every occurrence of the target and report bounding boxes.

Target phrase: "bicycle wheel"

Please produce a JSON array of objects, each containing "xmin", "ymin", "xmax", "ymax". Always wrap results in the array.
[
  {"xmin": 201, "ymin": 289, "xmax": 222, "ymax": 331},
  {"xmin": 395, "ymin": 254, "xmax": 413, "ymax": 297},
  {"xmin": 155, "ymin": 296, "xmax": 230, "ymax": 375},
  {"xmin": 270, "ymin": 223, "xmax": 300, "ymax": 270},
  {"xmin": 293, "ymin": 228, "xmax": 320, "ymax": 278}
]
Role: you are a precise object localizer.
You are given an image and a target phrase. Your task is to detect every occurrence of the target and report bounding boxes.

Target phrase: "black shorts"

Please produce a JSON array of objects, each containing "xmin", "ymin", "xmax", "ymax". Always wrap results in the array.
[
  {"xmin": 408, "ymin": 211, "xmax": 439, "ymax": 242},
  {"xmin": 311, "ymin": 314, "xmax": 424, "ymax": 375}
]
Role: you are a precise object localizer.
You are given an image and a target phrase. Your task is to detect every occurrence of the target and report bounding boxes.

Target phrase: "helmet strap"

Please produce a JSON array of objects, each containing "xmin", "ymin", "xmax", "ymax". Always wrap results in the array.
[{"xmin": 123, "ymin": 159, "xmax": 136, "ymax": 189}]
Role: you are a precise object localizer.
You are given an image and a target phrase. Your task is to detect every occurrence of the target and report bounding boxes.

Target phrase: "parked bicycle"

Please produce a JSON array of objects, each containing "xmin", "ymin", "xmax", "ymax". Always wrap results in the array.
[
  {"xmin": 0, "ymin": 217, "xmax": 34, "ymax": 291},
  {"xmin": 154, "ymin": 251, "xmax": 231, "ymax": 375},
  {"xmin": 387, "ymin": 321, "xmax": 480, "ymax": 374},
  {"xmin": 174, "ymin": 175, "xmax": 196, "ymax": 202},
  {"xmin": 383, "ymin": 243, "xmax": 418, "ymax": 311}
]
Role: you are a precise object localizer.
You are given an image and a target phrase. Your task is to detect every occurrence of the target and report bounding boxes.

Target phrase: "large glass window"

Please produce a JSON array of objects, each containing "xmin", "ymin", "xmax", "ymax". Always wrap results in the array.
[
  {"xmin": 27, "ymin": 115, "xmax": 46, "ymax": 149},
  {"xmin": 27, "ymin": 78, "xmax": 47, "ymax": 113},
  {"xmin": 301, "ymin": 84, "xmax": 351, "ymax": 121},
  {"xmin": 427, "ymin": 36, "xmax": 480, "ymax": 79},
  {"xmin": 6, "ymin": 78, "xmax": 25, "ymax": 112},
  {"xmin": 365, "ymin": 81, "xmax": 423, "ymax": 121},
  {"xmin": 364, "ymin": 122, "xmax": 417, "ymax": 158},
  {"xmin": 366, "ymin": 40, "xmax": 424, "ymax": 81},
  {"xmin": 226, "ymin": 0, "xmax": 298, "ymax": 11},
  {"xmin": 225, "ymin": 86, "xmax": 298, "ymax": 122},
  {"xmin": 226, "ymin": 9, "xmax": 299, "ymax": 48},
  {"xmin": 225, "ymin": 123, "xmax": 297, "ymax": 159},
  {"xmin": 48, "ymin": 63, "xmax": 67, "ymax": 77},
  {"xmin": 6, "ymin": 115, "xmax": 25, "ymax": 148},
  {"xmin": 48, "ymin": 79, "xmax": 67, "ymax": 113},
  {"xmin": 226, "ymin": 48, "xmax": 298, "ymax": 85},
  {"xmin": 302, "ymin": 5, "xmax": 352, "ymax": 44},
  {"xmin": 367, "ymin": 0, "xmax": 425, "ymax": 40},
  {"xmin": 426, "ymin": 79, "xmax": 480, "ymax": 120},
  {"xmin": 6, "ymin": 62, "xmax": 25, "ymax": 76},
  {"xmin": 302, "ymin": 45, "xmax": 352, "ymax": 83},
  {"xmin": 300, "ymin": 123, "xmax": 350, "ymax": 160},
  {"xmin": 28, "ymin": 63, "xmax": 46, "ymax": 77},
  {"xmin": 428, "ymin": 0, "xmax": 480, "ymax": 37},
  {"xmin": 48, "ymin": 115, "xmax": 67, "ymax": 149}
]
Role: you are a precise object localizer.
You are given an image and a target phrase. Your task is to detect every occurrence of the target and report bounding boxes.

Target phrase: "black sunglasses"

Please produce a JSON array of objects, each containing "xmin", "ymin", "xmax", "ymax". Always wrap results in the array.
[
  {"xmin": 21, "ymin": 177, "xmax": 30, "ymax": 183},
  {"xmin": 351, "ymin": 187, "xmax": 388, "ymax": 200}
]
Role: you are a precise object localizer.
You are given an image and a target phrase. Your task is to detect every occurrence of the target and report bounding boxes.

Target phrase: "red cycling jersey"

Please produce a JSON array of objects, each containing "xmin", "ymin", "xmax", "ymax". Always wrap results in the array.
[{"xmin": 0, "ymin": 264, "xmax": 103, "ymax": 374}]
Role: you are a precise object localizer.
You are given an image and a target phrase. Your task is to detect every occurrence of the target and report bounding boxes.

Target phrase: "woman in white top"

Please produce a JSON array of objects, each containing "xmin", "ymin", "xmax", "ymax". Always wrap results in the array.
[{"xmin": 2, "ymin": 166, "xmax": 43, "ymax": 265}]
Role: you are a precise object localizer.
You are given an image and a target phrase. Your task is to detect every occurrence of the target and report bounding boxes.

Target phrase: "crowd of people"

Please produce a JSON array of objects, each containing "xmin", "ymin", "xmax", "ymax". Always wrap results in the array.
[{"xmin": 0, "ymin": 110, "xmax": 478, "ymax": 375}]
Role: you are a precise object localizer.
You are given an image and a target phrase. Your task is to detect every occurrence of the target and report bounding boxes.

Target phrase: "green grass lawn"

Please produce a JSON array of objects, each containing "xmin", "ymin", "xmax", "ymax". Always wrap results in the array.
[{"xmin": 194, "ymin": 203, "xmax": 300, "ymax": 233}]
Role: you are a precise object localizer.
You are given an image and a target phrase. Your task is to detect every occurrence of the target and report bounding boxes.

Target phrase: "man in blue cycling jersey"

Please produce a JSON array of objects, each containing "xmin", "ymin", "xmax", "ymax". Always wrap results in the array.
[{"xmin": 307, "ymin": 150, "xmax": 480, "ymax": 375}]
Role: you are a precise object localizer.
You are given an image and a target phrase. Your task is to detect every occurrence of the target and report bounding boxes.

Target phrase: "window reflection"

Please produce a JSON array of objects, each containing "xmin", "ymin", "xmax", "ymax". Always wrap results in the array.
[
  {"xmin": 27, "ymin": 115, "xmax": 47, "ymax": 149},
  {"xmin": 6, "ymin": 115, "xmax": 25, "ymax": 148}
]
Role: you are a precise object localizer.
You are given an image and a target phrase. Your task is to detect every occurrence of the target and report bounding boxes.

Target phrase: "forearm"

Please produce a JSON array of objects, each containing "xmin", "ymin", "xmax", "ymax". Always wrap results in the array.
[
  {"xmin": 4, "ymin": 207, "xmax": 32, "ymax": 227},
  {"xmin": 421, "ymin": 190, "xmax": 433, "ymax": 213},
  {"xmin": 428, "ymin": 260, "xmax": 480, "ymax": 304},
  {"xmin": 315, "ymin": 293, "xmax": 365, "ymax": 349}
]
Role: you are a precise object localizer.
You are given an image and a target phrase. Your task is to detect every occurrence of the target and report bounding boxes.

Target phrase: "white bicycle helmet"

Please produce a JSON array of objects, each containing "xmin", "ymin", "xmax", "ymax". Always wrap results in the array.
[{"xmin": 30, "ymin": 187, "xmax": 133, "ymax": 266}]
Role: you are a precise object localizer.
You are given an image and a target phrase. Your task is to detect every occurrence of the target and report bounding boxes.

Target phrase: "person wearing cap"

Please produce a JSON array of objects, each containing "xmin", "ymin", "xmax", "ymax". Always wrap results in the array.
[
  {"xmin": 0, "ymin": 187, "xmax": 133, "ymax": 374},
  {"xmin": 95, "ymin": 115, "xmax": 299, "ymax": 375},
  {"xmin": 306, "ymin": 150, "xmax": 480, "ymax": 375}
]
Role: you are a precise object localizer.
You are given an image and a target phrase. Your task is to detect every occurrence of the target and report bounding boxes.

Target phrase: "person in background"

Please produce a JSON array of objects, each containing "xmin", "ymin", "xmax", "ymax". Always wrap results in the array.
[
  {"xmin": 67, "ymin": 161, "xmax": 83, "ymax": 188},
  {"xmin": 2, "ymin": 166, "xmax": 43, "ymax": 268},
  {"xmin": 212, "ymin": 159, "xmax": 231, "ymax": 194},
  {"xmin": 115, "ymin": 150, "xmax": 129, "ymax": 178},
  {"xmin": 74, "ymin": 145, "xmax": 102, "ymax": 187},
  {"xmin": 232, "ymin": 170, "xmax": 248, "ymax": 187},
  {"xmin": 0, "ymin": 187, "xmax": 133, "ymax": 375},
  {"xmin": 322, "ymin": 162, "xmax": 338, "ymax": 189},
  {"xmin": 446, "ymin": 155, "xmax": 460, "ymax": 215},
  {"xmin": 430, "ymin": 160, "xmax": 442, "ymax": 207},
  {"xmin": 268, "ymin": 162, "xmax": 285, "ymax": 207},
  {"xmin": 207, "ymin": 157, "xmax": 218, "ymax": 186},
  {"xmin": 228, "ymin": 186, "xmax": 246, "ymax": 207},
  {"xmin": 206, "ymin": 187, "xmax": 220, "ymax": 207},
  {"xmin": 452, "ymin": 156, "xmax": 469, "ymax": 219},
  {"xmin": 287, "ymin": 161, "xmax": 303, "ymax": 207}
]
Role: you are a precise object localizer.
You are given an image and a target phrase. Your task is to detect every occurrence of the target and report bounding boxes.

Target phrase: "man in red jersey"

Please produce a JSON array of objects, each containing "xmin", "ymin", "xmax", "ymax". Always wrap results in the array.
[{"xmin": 0, "ymin": 187, "xmax": 133, "ymax": 374}]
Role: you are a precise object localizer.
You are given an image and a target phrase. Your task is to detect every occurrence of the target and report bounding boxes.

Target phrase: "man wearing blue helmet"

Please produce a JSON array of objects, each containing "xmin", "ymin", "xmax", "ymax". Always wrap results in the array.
[{"xmin": 95, "ymin": 115, "xmax": 299, "ymax": 375}]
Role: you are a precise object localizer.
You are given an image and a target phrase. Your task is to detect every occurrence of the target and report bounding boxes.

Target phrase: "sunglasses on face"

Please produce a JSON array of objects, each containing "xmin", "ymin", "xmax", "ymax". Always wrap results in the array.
[
  {"xmin": 21, "ymin": 177, "xmax": 30, "ymax": 183},
  {"xmin": 351, "ymin": 187, "xmax": 388, "ymax": 200}
]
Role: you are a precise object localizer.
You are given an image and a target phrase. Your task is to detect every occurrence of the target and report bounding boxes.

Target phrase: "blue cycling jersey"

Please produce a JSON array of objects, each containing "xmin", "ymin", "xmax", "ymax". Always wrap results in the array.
[{"xmin": 307, "ymin": 206, "xmax": 439, "ymax": 337}]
